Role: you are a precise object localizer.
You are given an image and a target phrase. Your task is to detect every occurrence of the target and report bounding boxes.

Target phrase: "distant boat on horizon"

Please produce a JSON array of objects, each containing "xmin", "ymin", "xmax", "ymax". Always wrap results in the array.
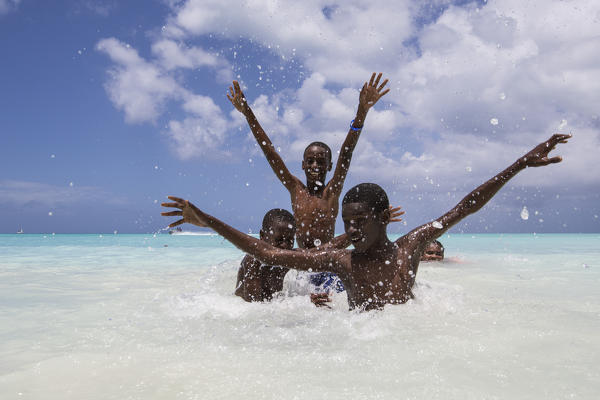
[{"xmin": 16, "ymin": 227, "xmax": 24, "ymax": 234}]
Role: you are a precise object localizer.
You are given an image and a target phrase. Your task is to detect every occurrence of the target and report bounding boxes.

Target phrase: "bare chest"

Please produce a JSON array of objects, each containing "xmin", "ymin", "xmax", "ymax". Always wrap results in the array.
[
  {"xmin": 292, "ymin": 188, "xmax": 338, "ymax": 248},
  {"xmin": 344, "ymin": 250, "xmax": 417, "ymax": 310}
]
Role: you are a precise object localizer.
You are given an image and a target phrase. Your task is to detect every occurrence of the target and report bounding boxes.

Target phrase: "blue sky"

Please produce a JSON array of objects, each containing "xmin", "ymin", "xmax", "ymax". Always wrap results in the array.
[{"xmin": 1, "ymin": 0, "xmax": 599, "ymax": 234}]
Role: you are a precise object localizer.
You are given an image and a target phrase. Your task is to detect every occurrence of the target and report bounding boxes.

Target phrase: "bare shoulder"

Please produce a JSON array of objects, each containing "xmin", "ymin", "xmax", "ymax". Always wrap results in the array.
[
  {"xmin": 395, "ymin": 235, "xmax": 422, "ymax": 259},
  {"xmin": 288, "ymin": 176, "xmax": 306, "ymax": 195},
  {"xmin": 323, "ymin": 179, "xmax": 344, "ymax": 200}
]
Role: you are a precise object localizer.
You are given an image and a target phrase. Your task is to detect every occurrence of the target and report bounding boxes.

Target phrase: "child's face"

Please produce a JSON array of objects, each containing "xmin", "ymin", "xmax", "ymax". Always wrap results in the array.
[
  {"xmin": 302, "ymin": 145, "xmax": 331, "ymax": 183},
  {"xmin": 262, "ymin": 220, "xmax": 295, "ymax": 250},
  {"xmin": 421, "ymin": 242, "xmax": 444, "ymax": 261},
  {"xmin": 342, "ymin": 202, "xmax": 385, "ymax": 253}
]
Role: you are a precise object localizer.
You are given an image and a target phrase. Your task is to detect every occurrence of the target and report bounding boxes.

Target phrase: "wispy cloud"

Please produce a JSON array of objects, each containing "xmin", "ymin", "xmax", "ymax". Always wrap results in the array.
[
  {"xmin": 0, "ymin": 0, "xmax": 21, "ymax": 15},
  {"xmin": 0, "ymin": 180, "xmax": 127, "ymax": 208}
]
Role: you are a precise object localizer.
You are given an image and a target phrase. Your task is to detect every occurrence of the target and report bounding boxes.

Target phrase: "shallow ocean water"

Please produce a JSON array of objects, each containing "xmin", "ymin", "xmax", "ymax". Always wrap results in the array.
[{"xmin": 0, "ymin": 233, "xmax": 599, "ymax": 399}]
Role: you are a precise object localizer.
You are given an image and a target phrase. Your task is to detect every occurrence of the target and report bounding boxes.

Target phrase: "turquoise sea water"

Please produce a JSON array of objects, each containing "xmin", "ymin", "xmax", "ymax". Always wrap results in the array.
[{"xmin": 1, "ymin": 233, "xmax": 599, "ymax": 399}]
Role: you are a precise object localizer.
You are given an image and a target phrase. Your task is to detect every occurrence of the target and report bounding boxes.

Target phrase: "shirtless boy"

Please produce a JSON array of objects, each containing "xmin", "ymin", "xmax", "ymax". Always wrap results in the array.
[
  {"xmin": 228, "ymin": 73, "xmax": 399, "ymax": 295},
  {"xmin": 163, "ymin": 134, "xmax": 570, "ymax": 311},
  {"xmin": 235, "ymin": 208, "xmax": 295, "ymax": 302}
]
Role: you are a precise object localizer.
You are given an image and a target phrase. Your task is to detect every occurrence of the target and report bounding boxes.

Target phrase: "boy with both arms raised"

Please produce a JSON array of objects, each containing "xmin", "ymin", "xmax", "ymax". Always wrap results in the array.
[{"xmin": 163, "ymin": 134, "xmax": 571, "ymax": 311}]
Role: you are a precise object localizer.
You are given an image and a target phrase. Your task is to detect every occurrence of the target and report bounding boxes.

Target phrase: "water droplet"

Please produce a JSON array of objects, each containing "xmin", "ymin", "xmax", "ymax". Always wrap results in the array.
[
  {"xmin": 315, "ymin": 181, "xmax": 323, "ymax": 186},
  {"xmin": 384, "ymin": 260, "xmax": 391, "ymax": 265},
  {"xmin": 432, "ymin": 221, "xmax": 443, "ymax": 229},
  {"xmin": 50, "ymin": 154, "xmax": 55, "ymax": 158},
  {"xmin": 466, "ymin": 166, "xmax": 472, "ymax": 172},
  {"xmin": 490, "ymin": 118, "xmax": 499, "ymax": 125},
  {"xmin": 48, "ymin": 211, "xmax": 53, "ymax": 216},
  {"xmin": 314, "ymin": 239, "xmax": 321, "ymax": 246},
  {"xmin": 69, "ymin": 182, "xmax": 74, "ymax": 187},
  {"xmin": 520, "ymin": 206, "xmax": 529, "ymax": 220},
  {"xmin": 499, "ymin": 92, "xmax": 506, "ymax": 100},
  {"xmin": 558, "ymin": 119, "xmax": 567, "ymax": 129}
]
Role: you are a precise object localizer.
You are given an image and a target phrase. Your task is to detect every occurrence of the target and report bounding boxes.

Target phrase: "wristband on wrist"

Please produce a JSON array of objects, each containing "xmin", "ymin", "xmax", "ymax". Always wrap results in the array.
[{"xmin": 350, "ymin": 119, "xmax": 363, "ymax": 131}]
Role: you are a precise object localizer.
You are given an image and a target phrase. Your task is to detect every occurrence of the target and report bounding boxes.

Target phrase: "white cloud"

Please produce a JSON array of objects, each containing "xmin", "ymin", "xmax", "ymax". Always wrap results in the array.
[
  {"xmin": 97, "ymin": 37, "xmax": 232, "ymax": 158},
  {"xmin": 166, "ymin": 116, "xmax": 229, "ymax": 160},
  {"xmin": 0, "ymin": 0, "xmax": 20, "ymax": 15},
  {"xmin": 152, "ymin": 39, "xmax": 219, "ymax": 70},
  {"xmin": 167, "ymin": 93, "xmax": 230, "ymax": 159},
  {"xmin": 96, "ymin": 38, "xmax": 183, "ymax": 123},
  {"xmin": 164, "ymin": 0, "xmax": 415, "ymax": 82},
  {"xmin": 98, "ymin": 0, "xmax": 600, "ymax": 192}
]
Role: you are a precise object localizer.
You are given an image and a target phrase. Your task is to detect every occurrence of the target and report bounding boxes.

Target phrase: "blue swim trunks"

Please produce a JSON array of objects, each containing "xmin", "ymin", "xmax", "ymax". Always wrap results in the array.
[{"xmin": 309, "ymin": 272, "xmax": 345, "ymax": 293}]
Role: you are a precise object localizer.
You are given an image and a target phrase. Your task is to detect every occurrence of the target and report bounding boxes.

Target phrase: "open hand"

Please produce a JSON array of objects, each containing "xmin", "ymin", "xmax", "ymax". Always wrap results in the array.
[
  {"xmin": 227, "ymin": 81, "xmax": 249, "ymax": 114},
  {"xmin": 359, "ymin": 72, "xmax": 390, "ymax": 111},
  {"xmin": 161, "ymin": 196, "xmax": 207, "ymax": 228},
  {"xmin": 520, "ymin": 133, "xmax": 571, "ymax": 168},
  {"xmin": 389, "ymin": 205, "xmax": 405, "ymax": 223}
]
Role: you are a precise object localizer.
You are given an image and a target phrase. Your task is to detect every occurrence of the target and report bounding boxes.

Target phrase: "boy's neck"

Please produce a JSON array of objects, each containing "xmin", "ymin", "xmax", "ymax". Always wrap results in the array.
[
  {"xmin": 354, "ymin": 232, "xmax": 395, "ymax": 258},
  {"xmin": 306, "ymin": 177, "xmax": 326, "ymax": 196}
]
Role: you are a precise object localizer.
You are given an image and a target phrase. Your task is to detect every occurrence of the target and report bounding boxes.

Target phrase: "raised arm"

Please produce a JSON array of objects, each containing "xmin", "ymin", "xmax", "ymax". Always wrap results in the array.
[
  {"xmin": 326, "ymin": 73, "xmax": 390, "ymax": 197},
  {"xmin": 397, "ymin": 134, "xmax": 571, "ymax": 249},
  {"xmin": 161, "ymin": 196, "xmax": 345, "ymax": 274},
  {"xmin": 228, "ymin": 81, "xmax": 298, "ymax": 192}
]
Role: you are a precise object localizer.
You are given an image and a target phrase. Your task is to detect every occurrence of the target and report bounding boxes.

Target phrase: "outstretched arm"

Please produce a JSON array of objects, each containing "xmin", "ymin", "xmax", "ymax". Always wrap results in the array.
[
  {"xmin": 228, "ymin": 81, "xmax": 298, "ymax": 192},
  {"xmin": 397, "ymin": 134, "xmax": 571, "ymax": 249},
  {"xmin": 161, "ymin": 196, "xmax": 345, "ymax": 274},
  {"xmin": 326, "ymin": 73, "xmax": 390, "ymax": 197}
]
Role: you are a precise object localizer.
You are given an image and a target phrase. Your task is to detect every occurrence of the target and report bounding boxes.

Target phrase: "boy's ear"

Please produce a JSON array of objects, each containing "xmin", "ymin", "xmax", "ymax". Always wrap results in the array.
[
  {"xmin": 259, "ymin": 229, "xmax": 266, "ymax": 240},
  {"xmin": 301, "ymin": 159, "xmax": 306, "ymax": 170},
  {"xmin": 327, "ymin": 160, "xmax": 332, "ymax": 171}
]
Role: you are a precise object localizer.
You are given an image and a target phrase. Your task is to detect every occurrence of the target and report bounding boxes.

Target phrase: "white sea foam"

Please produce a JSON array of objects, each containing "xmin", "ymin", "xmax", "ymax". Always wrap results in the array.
[{"xmin": 0, "ymin": 234, "xmax": 599, "ymax": 399}]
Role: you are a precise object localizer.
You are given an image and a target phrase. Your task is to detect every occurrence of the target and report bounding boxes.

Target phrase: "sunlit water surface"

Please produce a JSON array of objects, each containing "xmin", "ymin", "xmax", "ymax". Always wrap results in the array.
[{"xmin": 1, "ymin": 233, "xmax": 599, "ymax": 399}]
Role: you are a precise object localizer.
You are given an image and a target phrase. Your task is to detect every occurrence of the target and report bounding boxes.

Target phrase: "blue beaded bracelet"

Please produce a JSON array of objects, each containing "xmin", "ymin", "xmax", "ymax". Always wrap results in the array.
[{"xmin": 350, "ymin": 119, "xmax": 363, "ymax": 131}]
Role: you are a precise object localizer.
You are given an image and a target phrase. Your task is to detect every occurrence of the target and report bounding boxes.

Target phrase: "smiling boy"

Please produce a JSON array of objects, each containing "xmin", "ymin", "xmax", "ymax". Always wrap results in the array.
[
  {"xmin": 227, "ymin": 73, "xmax": 390, "ymax": 250},
  {"xmin": 164, "ymin": 134, "xmax": 570, "ymax": 311}
]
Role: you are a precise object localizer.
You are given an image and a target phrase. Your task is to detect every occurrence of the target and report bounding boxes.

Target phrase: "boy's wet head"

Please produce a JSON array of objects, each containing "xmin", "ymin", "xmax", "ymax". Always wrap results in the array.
[
  {"xmin": 421, "ymin": 240, "xmax": 444, "ymax": 261},
  {"xmin": 342, "ymin": 183, "xmax": 390, "ymax": 252},
  {"xmin": 302, "ymin": 142, "xmax": 332, "ymax": 184},
  {"xmin": 260, "ymin": 209, "xmax": 296, "ymax": 250}
]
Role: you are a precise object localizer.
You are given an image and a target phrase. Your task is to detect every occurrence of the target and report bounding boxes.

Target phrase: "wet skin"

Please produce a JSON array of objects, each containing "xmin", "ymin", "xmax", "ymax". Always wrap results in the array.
[
  {"xmin": 227, "ymin": 73, "xmax": 391, "ymax": 249},
  {"xmin": 421, "ymin": 241, "xmax": 444, "ymax": 262},
  {"xmin": 234, "ymin": 220, "xmax": 295, "ymax": 302},
  {"xmin": 163, "ymin": 134, "xmax": 571, "ymax": 311}
]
